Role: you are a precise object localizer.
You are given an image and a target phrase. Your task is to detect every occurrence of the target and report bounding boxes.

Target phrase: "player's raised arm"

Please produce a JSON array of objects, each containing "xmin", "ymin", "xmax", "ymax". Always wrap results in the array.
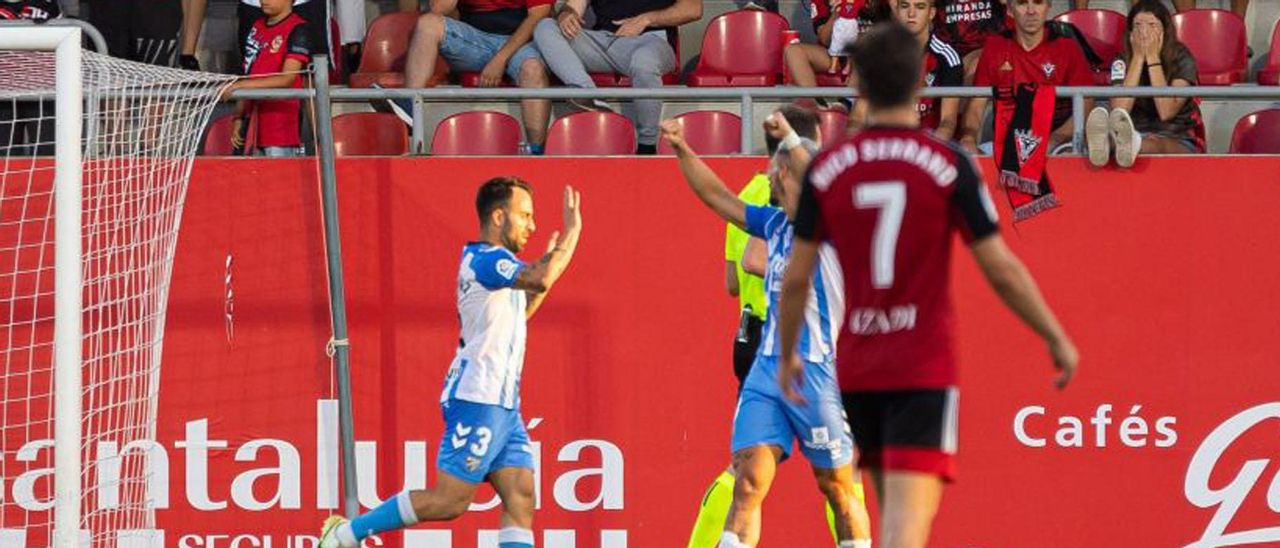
[
  {"xmin": 516, "ymin": 185, "xmax": 582, "ymax": 305},
  {"xmin": 661, "ymin": 119, "xmax": 749, "ymax": 229},
  {"xmin": 969, "ymin": 235, "xmax": 1078, "ymax": 389}
]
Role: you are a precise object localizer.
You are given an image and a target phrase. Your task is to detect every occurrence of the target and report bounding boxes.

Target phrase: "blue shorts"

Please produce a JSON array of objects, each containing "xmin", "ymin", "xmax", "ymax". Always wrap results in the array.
[
  {"xmin": 440, "ymin": 18, "xmax": 543, "ymax": 81},
  {"xmin": 731, "ymin": 355, "xmax": 853, "ymax": 469},
  {"xmin": 437, "ymin": 399, "xmax": 535, "ymax": 484}
]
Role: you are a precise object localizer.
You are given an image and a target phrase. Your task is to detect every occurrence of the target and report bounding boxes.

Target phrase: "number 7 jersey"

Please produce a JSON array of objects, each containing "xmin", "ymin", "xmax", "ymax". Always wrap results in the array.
[{"xmin": 794, "ymin": 127, "xmax": 1000, "ymax": 391}]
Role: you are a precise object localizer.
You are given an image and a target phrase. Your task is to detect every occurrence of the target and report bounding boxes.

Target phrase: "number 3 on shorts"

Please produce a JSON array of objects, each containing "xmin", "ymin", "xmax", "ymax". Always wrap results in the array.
[{"xmin": 470, "ymin": 426, "xmax": 492, "ymax": 456}]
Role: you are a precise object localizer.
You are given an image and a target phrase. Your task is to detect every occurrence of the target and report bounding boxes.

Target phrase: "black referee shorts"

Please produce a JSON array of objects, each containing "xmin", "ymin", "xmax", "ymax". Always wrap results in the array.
[{"xmin": 732, "ymin": 314, "xmax": 764, "ymax": 392}]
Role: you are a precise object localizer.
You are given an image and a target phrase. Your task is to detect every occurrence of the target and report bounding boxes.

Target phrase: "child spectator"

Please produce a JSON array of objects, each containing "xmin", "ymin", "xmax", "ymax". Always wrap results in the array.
[
  {"xmin": 224, "ymin": 0, "xmax": 311, "ymax": 156},
  {"xmin": 1085, "ymin": 0, "xmax": 1204, "ymax": 167},
  {"xmin": 784, "ymin": 0, "xmax": 889, "ymax": 103}
]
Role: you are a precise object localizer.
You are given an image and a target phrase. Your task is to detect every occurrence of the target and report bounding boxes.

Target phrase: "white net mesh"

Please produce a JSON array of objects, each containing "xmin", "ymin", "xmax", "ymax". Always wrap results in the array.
[{"xmin": 0, "ymin": 47, "xmax": 234, "ymax": 545}]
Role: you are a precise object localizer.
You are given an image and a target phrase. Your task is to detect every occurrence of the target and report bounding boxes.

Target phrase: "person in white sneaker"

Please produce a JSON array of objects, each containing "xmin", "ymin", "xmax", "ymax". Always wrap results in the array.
[{"xmin": 1085, "ymin": 0, "xmax": 1203, "ymax": 168}]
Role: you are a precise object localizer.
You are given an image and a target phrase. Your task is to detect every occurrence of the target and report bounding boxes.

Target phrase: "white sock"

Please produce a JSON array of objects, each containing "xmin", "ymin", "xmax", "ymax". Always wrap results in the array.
[
  {"xmin": 839, "ymin": 540, "xmax": 872, "ymax": 548},
  {"xmin": 334, "ymin": 523, "xmax": 358, "ymax": 548},
  {"xmin": 718, "ymin": 531, "xmax": 749, "ymax": 548}
]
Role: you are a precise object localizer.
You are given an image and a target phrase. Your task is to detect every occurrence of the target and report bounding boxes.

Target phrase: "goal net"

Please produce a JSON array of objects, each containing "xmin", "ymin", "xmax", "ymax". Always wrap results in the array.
[{"xmin": 0, "ymin": 28, "xmax": 234, "ymax": 546}]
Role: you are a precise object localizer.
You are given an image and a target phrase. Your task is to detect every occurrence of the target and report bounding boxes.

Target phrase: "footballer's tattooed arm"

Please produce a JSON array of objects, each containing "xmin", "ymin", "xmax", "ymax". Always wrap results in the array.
[{"xmin": 518, "ymin": 186, "xmax": 582, "ymax": 318}]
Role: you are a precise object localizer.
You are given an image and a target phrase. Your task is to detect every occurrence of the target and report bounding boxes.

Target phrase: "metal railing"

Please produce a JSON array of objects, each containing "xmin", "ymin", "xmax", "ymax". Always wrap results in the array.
[{"xmin": 233, "ymin": 84, "xmax": 1280, "ymax": 154}]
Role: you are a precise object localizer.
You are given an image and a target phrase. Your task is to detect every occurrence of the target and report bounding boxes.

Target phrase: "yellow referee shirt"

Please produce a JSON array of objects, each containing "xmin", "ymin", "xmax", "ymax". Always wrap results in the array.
[{"xmin": 724, "ymin": 174, "xmax": 771, "ymax": 320}]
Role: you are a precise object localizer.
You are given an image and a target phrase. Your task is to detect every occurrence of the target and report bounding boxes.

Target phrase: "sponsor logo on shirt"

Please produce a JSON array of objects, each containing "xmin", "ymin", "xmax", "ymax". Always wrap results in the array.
[{"xmin": 496, "ymin": 258, "xmax": 519, "ymax": 280}]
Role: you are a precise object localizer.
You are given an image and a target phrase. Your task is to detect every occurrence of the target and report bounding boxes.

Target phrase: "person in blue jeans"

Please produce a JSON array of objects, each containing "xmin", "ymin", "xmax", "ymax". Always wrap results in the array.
[{"xmin": 387, "ymin": 0, "xmax": 552, "ymax": 153}]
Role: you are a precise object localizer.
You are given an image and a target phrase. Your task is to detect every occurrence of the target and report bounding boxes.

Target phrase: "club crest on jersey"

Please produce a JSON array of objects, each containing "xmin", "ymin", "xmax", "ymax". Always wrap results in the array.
[
  {"xmin": 1014, "ymin": 129, "xmax": 1041, "ymax": 164},
  {"xmin": 924, "ymin": 72, "xmax": 936, "ymax": 86},
  {"xmin": 270, "ymin": 35, "xmax": 284, "ymax": 53},
  {"xmin": 1041, "ymin": 62, "xmax": 1056, "ymax": 79}
]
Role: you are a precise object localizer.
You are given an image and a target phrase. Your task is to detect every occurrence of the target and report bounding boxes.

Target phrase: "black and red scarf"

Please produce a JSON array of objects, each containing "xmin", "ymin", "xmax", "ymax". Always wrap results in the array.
[{"xmin": 993, "ymin": 83, "xmax": 1060, "ymax": 222}]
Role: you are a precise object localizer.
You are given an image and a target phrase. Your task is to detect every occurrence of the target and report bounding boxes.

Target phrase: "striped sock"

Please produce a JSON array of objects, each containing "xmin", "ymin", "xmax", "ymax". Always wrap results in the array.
[
  {"xmin": 348, "ymin": 491, "xmax": 417, "ymax": 541},
  {"xmin": 498, "ymin": 526, "xmax": 534, "ymax": 548}
]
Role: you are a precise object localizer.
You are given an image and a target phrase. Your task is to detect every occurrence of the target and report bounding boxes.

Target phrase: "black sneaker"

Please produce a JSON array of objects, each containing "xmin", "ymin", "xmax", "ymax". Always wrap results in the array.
[
  {"xmin": 567, "ymin": 97, "xmax": 614, "ymax": 113},
  {"xmin": 370, "ymin": 83, "xmax": 414, "ymax": 126}
]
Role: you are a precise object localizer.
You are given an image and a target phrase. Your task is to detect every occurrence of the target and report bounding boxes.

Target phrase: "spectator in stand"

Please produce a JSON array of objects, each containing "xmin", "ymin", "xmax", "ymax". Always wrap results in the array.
[
  {"xmin": 784, "ymin": 0, "xmax": 890, "ymax": 104},
  {"xmin": 383, "ymin": 0, "xmax": 553, "ymax": 155},
  {"xmin": 181, "ymin": 0, "xmax": 207, "ymax": 69},
  {"xmin": 0, "ymin": 0, "xmax": 60, "ymax": 156},
  {"xmin": 85, "ymin": 0, "xmax": 185, "ymax": 66},
  {"xmin": 223, "ymin": 0, "xmax": 311, "ymax": 156},
  {"xmin": 238, "ymin": 0, "xmax": 333, "ymax": 74},
  {"xmin": 533, "ymin": 0, "xmax": 703, "ymax": 155},
  {"xmin": 1085, "ymin": 0, "xmax": 1204, "ymax": 168},
  {"xmin": 1073, "ymin": 0, "xmax": 1247, "ymax": 19},
  {"xmin": 933, "ymin": 0, "xmax": 1010, "ymax": 82},
  {"xmin": 849, "ymin": 0, "xmax": 964, "ymax": 141},
  {"xmin": 960, "ymin": 0, "xmax": 1094, "ymax": 154}
]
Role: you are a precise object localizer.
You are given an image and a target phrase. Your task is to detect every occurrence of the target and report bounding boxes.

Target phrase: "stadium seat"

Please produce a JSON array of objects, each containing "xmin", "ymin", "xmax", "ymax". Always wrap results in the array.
[
  {"xmin": 1054, "ymin": 9, "xmax": 1127, "ymax": 69},
  {"xmin": 1229, "ymin": 108, "xmax": 1280, "ymax": 154},
  {"xmin": 349, "ymin": 12, "xmax": 448, "ymax": 88},
  {"xmin": 688, "ymin": 10, "xmax": 790, "ymax": 87},
  {"xmin": 332, "ymin": 113, "xmax": 409, "ymax": 156},
  {"xmin": 544, "ymin": 111, "xmax": 637, "ymax": 155},
  {"xmin": 1173, "ymin": 9, "xmax": 1248, "ymax": 85},
  {"xmin": 430, "ymin": 111, "xmax": 523, "ymax": 156},
  {"xmin": 590, "ymin": 36, "xmax": 681, "ymax": 87},
  {"xmin": 456, "ymin": 72, "xmax": 514, "ymax": 87},
  {"xmin": 656, "ymin": 110, "xmax": 742, "ymax": 155},
  {"xmin": 1257, "ymin": 19, "xmax": 1280, "ymax": 85},
  {"xmin": 203, "ymin": 112, "xmax": 256, "ymax": 156},
  {"xmin": 817, "ymin": 108, "xmax": 849, "ymax": 148}
]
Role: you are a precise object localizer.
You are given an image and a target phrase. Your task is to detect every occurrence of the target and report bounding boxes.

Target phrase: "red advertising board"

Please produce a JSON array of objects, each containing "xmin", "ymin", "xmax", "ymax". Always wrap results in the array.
[{"xmin": 4, "ymin": 157, "xmax": 1280, "ymax": 547}]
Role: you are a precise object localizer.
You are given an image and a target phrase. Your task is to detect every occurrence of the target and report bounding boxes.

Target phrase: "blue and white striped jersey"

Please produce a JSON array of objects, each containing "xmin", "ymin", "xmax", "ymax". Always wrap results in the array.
[
  {"xmin": 440, "ymin": 242, "xmax": 528, "ymax": 409},
  {"xmin": 745, "ymin": 205, "xmax": 845, "ymax": 365}
]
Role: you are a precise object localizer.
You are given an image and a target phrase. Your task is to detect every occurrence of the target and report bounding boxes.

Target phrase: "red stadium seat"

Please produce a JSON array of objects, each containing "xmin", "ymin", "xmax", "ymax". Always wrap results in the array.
[
  {"xmin": 813, "ymin": 72, "xmax": 847, "ymax": 86},
  {"xmin": 817, "ymin": 108, "xmax": 849, "ymax": 148},
  {"xmin": 332, "ymin": 113, "xmax": 409, "ymax": 156},
  {"xmin": 430, "ymin": 111, "xmax": 523, "ymax": 156},
  {"xmin": 456, "ymin": 72, "xmax": 514, "ymax": 87},
  {"xmin": 203, "ymin": 111, "xmax": 257, "ymax": 156},
  {"xmin": 544, "ymin": 111, "xmax": 637, "ymax": 155},
  {"xmin": 1229, "ymin": 109, "xmax": 1280, "ymax": 154},
  {"xmin": 349, "ymin": 12, "xmax": 448, "ymax": 88},
  {"xmin": 1173, "ymin": 9, "xmax": 1248, "ymax": 85},
  {"xmin": 590, "ymin": 35, "xmax": 681, "ymax": 87},
  {"xmin": 656, "ymin": 110, "xmax": 742, "ymax": 155},
  {"xmin": 687, "ymin": 10, "xmax": 790, "ymax": 87},
  {"xmin": 1257, "ymin": 19, "xmax": 1280, "ymax": 85},
  {"xmin": 1054, "ymin": 9, "xmax": 1127, "ymax": 68}
]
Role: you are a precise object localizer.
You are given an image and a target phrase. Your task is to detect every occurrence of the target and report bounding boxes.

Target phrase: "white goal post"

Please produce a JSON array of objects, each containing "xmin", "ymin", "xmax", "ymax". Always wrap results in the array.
[{"xmin": 0, "ymin": 26, "xmax": 233, "ymax": 547}]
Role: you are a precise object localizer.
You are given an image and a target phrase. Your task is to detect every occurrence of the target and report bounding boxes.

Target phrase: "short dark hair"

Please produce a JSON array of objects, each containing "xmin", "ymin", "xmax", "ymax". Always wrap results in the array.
[
  {"xmin": 850, "ymin": 22, "xmax": 921, "ymax": 110},
  {"xmin": 764, "ymin": 105, "xmax": 821, "ymax": 155},
  {"xmin": 475, "ymin": 176, "xmax": 532, "ymax": 226}
]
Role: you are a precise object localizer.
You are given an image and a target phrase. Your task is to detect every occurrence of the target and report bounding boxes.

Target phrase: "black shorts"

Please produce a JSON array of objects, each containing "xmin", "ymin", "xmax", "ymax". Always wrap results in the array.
[
  {"xmin": 86, "ymin": 0, "xmax": 181, "ymax": 65},
  {"xmin": 842, "ymin": 388, "xmax": 959, "ymax": 481},
  {"xmin": 732, "ymin": 314, "xmax": 763, "ymax": 391}
]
